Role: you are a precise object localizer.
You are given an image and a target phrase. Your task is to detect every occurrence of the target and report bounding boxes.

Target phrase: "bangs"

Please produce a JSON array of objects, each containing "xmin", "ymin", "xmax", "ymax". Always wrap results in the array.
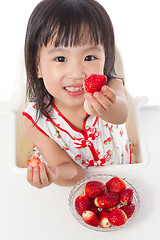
[{"xmin": 39, "ymin": 1, "xmax": 106, "ymax": 48}]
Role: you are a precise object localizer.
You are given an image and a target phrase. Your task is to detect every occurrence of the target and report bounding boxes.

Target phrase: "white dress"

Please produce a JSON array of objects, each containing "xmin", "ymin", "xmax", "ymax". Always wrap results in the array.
[{"xmin": 22, "ymin": 102, "xmax": 134, "ymax": 169}]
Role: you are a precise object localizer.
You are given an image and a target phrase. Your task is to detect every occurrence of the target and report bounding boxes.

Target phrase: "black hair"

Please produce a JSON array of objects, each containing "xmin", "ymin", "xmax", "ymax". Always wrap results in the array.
[{"xmin": 25, "ymin": 0, "xmax": 116, "ymax": 120}]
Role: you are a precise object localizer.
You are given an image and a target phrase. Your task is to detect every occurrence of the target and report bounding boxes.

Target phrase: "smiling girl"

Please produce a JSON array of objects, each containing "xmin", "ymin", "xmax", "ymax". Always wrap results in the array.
[{"xmin": 23, "ymin": 0, "xmax": 133, "ymax": 189}]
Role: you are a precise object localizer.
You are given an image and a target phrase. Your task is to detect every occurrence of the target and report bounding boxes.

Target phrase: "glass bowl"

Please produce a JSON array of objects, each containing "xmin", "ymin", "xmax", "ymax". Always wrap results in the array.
[{"xmin": 68, "ymin": 174, "xmax": 140, "ymax": 232}]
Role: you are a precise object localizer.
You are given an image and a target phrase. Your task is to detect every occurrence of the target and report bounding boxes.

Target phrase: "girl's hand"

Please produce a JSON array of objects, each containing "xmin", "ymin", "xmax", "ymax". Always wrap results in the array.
[
  {"xmin": 27, "ymin": 162, "xmax": 59, "ymax": 189},
  {"xmin": 84, "ymin": 85, "xmax": 116, "ymax": 117}
]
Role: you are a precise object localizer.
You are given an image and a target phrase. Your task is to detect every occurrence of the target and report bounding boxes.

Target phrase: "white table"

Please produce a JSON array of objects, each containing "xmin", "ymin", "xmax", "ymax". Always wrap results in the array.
[{"xmin": 0, "ymin": 106, "xmax": 160, "ymax": 240}]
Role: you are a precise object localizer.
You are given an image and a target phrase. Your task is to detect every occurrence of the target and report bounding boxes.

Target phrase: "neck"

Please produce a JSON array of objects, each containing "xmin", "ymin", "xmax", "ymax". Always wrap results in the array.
[{"xmin": 53, "ymin": 101, "xmax": 87, "ymax": 131}]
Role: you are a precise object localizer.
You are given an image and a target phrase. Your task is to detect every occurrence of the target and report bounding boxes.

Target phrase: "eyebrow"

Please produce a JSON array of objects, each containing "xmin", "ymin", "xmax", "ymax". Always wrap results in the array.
[
  {"xmin": 48, "ymin": 47, "xmax": 66, "ymax": 54},
  {"xmin": 84, "ymin": 46, "xmax": 103, "ymax": 52},
  {"xmin": 48, "ymin": 45, "xmax": 103, "ymax": 54}
]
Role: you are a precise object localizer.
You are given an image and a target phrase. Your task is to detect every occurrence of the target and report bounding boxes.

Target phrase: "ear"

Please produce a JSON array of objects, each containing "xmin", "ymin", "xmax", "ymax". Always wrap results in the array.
[
  {"xmin": 37, "ymin": 65, "xmax": 43, "ymax": 79},
  {"xmin": 36, "ymin": 58, "xmax": 43, "ymax": 79}
]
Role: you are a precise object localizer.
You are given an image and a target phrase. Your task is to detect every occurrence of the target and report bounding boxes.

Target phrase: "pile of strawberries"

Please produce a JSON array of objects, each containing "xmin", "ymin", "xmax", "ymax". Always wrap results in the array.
[{"xmin": 75, "ymin": 176, "xmax": 136, "ymax": 228}]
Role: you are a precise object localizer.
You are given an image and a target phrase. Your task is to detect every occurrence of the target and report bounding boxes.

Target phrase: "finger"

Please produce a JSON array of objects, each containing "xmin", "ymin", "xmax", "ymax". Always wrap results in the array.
[
  {"xmin": 93, "ymin": 92, "xmax": 113, "ymax": 111},
  {"xmin": 101, "ymin": 85, "xmax": 116, "ymax": 103},
  {"xmin": 32, "ymin": 166, "xmax": 42, "ymax": 188},
  {"xmin": 84, "ymin": 99, "xmax": 97, "ymax": 115},
  {"xmin": 39, "ymin": 162, "xmax": 49, "ymax": 186},
  {"xmin": 84, "ymin": 94, "xmax": 97, "ymax": 115},
  {"xmin": 86, "ymin": 93, "xmax": 106, "ymax": 115},
  {"xmin": 27, "ymin": 165, "xmax": 33, "ymax": 185},
  {"xmin": 85, "ymin": 92, "xmax": 112, "ymax": 116}
]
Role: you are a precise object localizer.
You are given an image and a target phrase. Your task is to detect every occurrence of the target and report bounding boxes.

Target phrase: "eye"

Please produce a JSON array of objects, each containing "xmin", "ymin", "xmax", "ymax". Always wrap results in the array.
[
  {"xmin": 55, "ymin": 56, "xmax": 67, "ymax": 62},
  {"xmin": 85, "ymin": 55, "xmax": 96, "ymax": 61}
]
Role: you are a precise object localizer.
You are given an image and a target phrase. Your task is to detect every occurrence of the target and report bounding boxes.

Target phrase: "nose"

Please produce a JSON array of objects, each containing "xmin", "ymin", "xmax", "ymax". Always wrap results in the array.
[{"xmin": 66, "ymin": 61, "xmax": 86, "ymax": 80}]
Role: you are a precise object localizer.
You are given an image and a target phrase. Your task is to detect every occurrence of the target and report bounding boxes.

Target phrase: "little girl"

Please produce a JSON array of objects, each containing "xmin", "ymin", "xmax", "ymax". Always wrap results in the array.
[{"xmin": 23, "ymin": 0, "xmax": 133, "ymax": 188}]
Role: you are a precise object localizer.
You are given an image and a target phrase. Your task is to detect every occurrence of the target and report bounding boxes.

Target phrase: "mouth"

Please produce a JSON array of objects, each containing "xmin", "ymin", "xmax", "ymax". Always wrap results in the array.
[
  {"xmin": 64, "ymin": 86, "xmax": 84, "ymax": 92},
  {"xmin": 64, "ymin": 86, "xmax": 84, "ymax": 96}
]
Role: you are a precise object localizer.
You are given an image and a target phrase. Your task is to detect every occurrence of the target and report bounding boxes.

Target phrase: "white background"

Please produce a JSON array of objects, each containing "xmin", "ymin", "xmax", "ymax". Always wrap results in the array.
[
  {"xmin": 0, "ymin": 2, "xmax": 160, "ymax": 239},
  {"xmin": 0, "ymin": 0, "xmax": 160, "ymax": 105}
]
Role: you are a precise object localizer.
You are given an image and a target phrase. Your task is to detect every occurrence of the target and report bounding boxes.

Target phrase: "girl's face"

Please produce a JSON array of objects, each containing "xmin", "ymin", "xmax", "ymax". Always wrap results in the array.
[{"xmin": 37, "ymin": 40, "xmax": 105, "ymax": 109}]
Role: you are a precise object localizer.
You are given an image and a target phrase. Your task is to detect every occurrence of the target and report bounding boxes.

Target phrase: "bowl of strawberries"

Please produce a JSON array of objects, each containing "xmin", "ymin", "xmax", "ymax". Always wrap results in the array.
[{"xmin": 68, "ymin": 174, "xmax": 140, "ymax": 231}]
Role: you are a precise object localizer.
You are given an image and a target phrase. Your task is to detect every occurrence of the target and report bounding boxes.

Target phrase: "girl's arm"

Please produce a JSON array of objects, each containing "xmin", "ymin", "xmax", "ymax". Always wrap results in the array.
[
  {"xmin": 84, "ymin": 78, "xmax": 128, "ymax": 124},
  {"xmin": 23, "ymin": 117, "xmax": 84, "ymax": 188}
]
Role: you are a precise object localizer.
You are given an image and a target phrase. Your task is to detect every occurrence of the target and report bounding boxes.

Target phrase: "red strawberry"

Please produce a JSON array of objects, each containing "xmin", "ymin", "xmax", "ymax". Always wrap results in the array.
[
  {"xmin": 27, "ymin": 154, "xmax": 41, "ymax": 167},
  {"xmin": 106, "ymin": 206, "xmax": 117, "ymax": 213},
  {"xmin": 82, "ymin": 210, "xmax": 99, "ymax": 227},
  {"xmin": 120, "ymin": 203, "xmax": 135, "ymax": 218},
  {"xmin": 90, "ymin": 198, "xmax": 97, "ymax": 208},
  {"xmin": 84, "ymin": 181, "xmax": 105, "ymax": 198},
  {"xmin": 75, "ymin": 195, "xmax": 90, "ymax": 216},
  {"xmin": 108, "ymin": 208, "xmax": 127, "ymax": 226},
  {"xmin": 106, "ymin": 177, "xmax": 126, "ymax": 193},
  {"xmin": 83, "ymin": 74, "xmax": 107, "ymax": 93},
  {"xmin": 120, "ymin": 188, "xmax": 133, "ymax": 205},
  {"xmin": 90, "ymin": 207, "xmax": 100, "ymax": 217},
  {"xmin": 99, "ymin": 210, "xmax": 111, "ymax": 228},
  {"xmin": 94, "ymin": 192, "xmax": 119, "ymax": 208}
]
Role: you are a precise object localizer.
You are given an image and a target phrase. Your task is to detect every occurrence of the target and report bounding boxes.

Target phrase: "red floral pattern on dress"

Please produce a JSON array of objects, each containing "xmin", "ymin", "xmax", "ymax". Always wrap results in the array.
[
  {"xmin": 55, "ymin": 130, "xmax": 61, "ymax": 139},
  {"xmin": 33, "ymin": 104, "xmax": 37, "ymax": 109},
  {"xmin": 125, "ymin": 143, "xmax": 129, "ymax": 152},
  {"xmin": 74, "ymin": 138, "xmax": 92, "ymax": 149},
  {"xmin": 82, "ymin": 150, "xmax": 113, "ymax": 168},
  {"xmin": 33, "ymin": 103, "xmax": 47, "ymax": 109},
  {"xmin": 74, "ymin": 127, "xmax": 99, "ymax": 150},
  {"xmin": 103, "ymin": 150, "xmax": 113, "ymax": 161},
  {"xmin": 104, "ymin": 123, "xmax": 114, "ymax": 132},
  {"xmin": 120, "ymin": 128, "xmax": 124, "ymax": 137},
  {"xmin": 63, "ymin": 144, "xmax": 69, "ymax": 151},
  {"xmin": 104, "ymin": 137, "xmax": 112, "ymax": 145},
  {"xmin": 86, "ymin": 127, "xmax": 99, "ymax": 140},
  {"xmin": 75, "ymin": 154, "xmax": 82, "ymax": 161},
  {"xmin": 95, "ymin": 149, "xmax": 100, "ymax": 156}
]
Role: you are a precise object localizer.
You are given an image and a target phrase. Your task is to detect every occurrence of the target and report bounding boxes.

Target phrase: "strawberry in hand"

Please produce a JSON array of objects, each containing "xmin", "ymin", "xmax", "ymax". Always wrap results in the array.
[
  {"xmin": 27, "ymin": 154, "xmax": 41, "ymax": 168},
  {"xmin": 83, "ymin": 74, "xmax": 107, "ymax": 93},
  {"xmin": 83, "ymin": 74, "xmax": 116, "ymax": 117}
]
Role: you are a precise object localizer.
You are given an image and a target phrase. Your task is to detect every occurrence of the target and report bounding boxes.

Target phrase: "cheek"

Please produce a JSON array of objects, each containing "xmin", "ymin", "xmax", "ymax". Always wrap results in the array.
[
  {"xmin": 43, "ymin": 78, "xmax": 53, "ymax": 91},
  {"xmin": 42, "ymin": 71, "xmax": 62, "ymax": 96},
  {"xmin": 94, "ymin": 62, "xmax": 106, "ymax": 75},
  {"xmin": 94, "ymin": 55, "xmax": 106, "ymax": 74}
]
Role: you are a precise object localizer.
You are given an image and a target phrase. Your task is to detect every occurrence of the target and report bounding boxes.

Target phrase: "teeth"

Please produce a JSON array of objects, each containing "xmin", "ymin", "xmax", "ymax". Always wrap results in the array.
[{"xmin": 65, "ymin": 86, "xmax": 84, "ymax": 92}]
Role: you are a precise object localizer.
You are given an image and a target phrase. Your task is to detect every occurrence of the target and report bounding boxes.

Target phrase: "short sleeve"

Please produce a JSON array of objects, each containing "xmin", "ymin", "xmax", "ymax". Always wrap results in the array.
[{"xmin": 107, "ymin": 69, "xmax": 124, "ymax": 85}]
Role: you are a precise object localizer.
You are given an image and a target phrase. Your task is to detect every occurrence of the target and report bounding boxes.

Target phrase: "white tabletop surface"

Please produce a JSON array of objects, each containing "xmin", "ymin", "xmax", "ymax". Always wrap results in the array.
[{"xmin": 0, "ymin": 106, "xmax": 160, "ymax": 240}]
